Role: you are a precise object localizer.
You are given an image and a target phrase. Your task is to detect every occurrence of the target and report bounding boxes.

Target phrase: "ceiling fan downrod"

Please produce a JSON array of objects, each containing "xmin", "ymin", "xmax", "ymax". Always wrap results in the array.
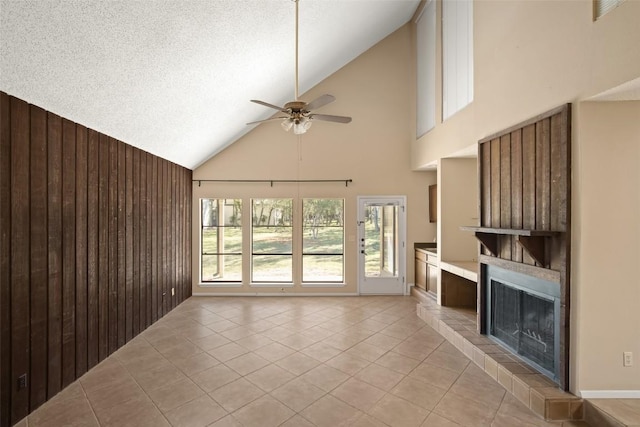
[{"xmin": 294, "ymin": 0, "xmax": 300, "ymax": 101}]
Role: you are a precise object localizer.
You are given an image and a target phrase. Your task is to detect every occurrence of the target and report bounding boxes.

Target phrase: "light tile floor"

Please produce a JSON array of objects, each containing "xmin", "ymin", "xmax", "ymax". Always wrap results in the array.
[{"xmin": 20, "ymin": 296, "xmax": 590, "ymax": 427}]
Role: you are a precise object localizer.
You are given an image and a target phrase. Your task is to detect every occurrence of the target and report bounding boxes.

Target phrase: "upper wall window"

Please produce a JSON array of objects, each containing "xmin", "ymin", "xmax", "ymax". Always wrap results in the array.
[
  {"xmin": 416, "ymin": 0, "xmax": 437, "ymax": 137},
  {"xmin": 594, "ymin": 0, "xmax": 625, "ymax": 19},
  {"xmin": 442, "ymin": 0, "xmax": 474, "ymax": 120}
]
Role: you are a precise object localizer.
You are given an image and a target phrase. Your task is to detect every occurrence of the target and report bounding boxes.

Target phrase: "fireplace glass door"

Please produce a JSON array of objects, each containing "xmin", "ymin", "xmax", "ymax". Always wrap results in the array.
[{"xmin": 490, "ymin": 279, "xmax": 559, "ymax": 380}]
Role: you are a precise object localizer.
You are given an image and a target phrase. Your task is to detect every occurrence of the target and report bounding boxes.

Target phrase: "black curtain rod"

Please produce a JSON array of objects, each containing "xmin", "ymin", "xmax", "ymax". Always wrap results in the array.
[{"xmin": 193, "ymin": 179, "xmax": 353, "ymax": 187}]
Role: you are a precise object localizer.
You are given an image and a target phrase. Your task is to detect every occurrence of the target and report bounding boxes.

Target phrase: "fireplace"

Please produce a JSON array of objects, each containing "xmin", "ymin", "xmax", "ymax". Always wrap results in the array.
[{"xmin": 485, "ymin": 265, "xmax": 560, "ymax": 383}]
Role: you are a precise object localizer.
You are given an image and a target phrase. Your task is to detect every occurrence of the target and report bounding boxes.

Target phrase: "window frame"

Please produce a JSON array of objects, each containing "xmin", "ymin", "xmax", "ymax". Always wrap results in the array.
[
  {"xmin": 200, "ymin": 198, "xmax": 243, "ymax": 285},
  {"xmin": 250, "ymin": 198, "xmax": 294, "ymax": 284},
  {"xmin": 301, "ymin": 198, "xmax": 345, "ymax": 284}
]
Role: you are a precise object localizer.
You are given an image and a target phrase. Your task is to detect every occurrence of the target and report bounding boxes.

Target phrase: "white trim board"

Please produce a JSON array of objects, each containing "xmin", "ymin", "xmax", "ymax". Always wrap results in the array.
[
  {"xmin": 191, "ymin": 292, "xmax": 359, "ymax": 297},
  {"xmin": 579, "ymin": 390, "xmax": 640, "ymax": 398}
]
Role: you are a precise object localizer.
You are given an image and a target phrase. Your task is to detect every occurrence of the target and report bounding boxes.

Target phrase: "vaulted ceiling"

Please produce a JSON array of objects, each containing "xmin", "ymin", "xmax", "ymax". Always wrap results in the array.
[{"xmin": 0, "ymin": 0, "xmax": 421, "ymax": 169}]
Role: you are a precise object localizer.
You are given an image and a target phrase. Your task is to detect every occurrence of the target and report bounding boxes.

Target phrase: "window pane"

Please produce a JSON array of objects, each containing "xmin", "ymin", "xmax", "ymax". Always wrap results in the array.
[
  {"xmin": 302, "ymin": 199, "xmax": 344, "ymax": 283},
  {"xmin": 202, "ymin": 227, "xmax": 218, "ymax": 254},
  {"xmin": 251, "ymin": 199, "xmax": 293, "ymax": 283},
  {"xmin": 417, "ymin": 0, "xmax": 436, "ymax": 136},
  {"xmin": 252, "ymin": 255, "xmax": 293, "ymax": 282},
  {"xmin": 202, "ymin": 254, "xmax": 242, "ymax": 281},
  {"xmin": 221, "ymin": 200, "xmax": 242, "ymax": 226},
  {"xmin": 201, "ymin": 198, "xmax": 242, "ymax": 282},
  {"xmin": 220, "ymin": 227, "xmax": 242, "ymax": 253},
  {"xmin": 252, "ymin": 226, "xmax": 292, "ymax": 254},
  {"xmin": 443, "ymin": 0, "xmax": 473, "ymax": 120},
  {"xmin": 302, "ymin": 255, "xmax": 344, "ymax": 282},
  {"xmin": 303, "ymin": 227, "xmax": 343, "ymax": 254},
  {"xmin": 252, "ymin": 199, "xmax": 292, "ymax": 226}
]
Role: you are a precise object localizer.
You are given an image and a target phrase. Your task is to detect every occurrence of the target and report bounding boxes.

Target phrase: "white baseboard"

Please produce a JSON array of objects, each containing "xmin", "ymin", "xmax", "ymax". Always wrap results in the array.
[
  {"xmin": 191, "ymin": 292, "xmax": 360, "ymax": 297},
  {"xmin": 579, "ymin": 390, "xmax": 640, "ymax": 398}
]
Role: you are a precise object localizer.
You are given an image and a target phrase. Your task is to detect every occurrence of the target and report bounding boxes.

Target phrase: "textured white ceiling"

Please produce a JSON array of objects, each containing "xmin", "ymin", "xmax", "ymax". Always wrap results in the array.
[{"xmin": 0, "ymin": 0, "xmax": 420, "ymax": 169}]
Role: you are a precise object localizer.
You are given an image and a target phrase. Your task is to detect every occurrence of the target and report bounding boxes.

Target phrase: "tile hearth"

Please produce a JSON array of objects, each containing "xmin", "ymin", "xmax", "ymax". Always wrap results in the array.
[{"xmin": 416, "ymin": 297, "xmax": 582, "ymax": 422}]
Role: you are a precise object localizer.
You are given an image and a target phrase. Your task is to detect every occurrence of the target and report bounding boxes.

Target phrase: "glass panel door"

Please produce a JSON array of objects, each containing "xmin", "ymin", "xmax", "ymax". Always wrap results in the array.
[{"xmin": 357, "ymin": 197, "xmax": 405, "ymax": 295}]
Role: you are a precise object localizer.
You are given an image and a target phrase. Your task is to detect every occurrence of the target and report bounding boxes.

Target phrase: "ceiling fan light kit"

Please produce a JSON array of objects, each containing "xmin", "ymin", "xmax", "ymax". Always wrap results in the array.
[{"xmin": 247, "ymin": 0, "xmax": 352, "ymax": 135}]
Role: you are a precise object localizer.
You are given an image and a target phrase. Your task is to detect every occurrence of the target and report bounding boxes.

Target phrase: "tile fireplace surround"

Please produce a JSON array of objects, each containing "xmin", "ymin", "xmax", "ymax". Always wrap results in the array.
[{"xmin": 416, "ymin": 297, "xmax": 582, "ymax": 421}]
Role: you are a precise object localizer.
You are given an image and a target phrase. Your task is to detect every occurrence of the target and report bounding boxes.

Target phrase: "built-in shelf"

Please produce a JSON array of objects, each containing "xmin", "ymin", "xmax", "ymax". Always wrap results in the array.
[{"xmin": 460, "ymin": 226, "xmax": 560, "ymax": 267}]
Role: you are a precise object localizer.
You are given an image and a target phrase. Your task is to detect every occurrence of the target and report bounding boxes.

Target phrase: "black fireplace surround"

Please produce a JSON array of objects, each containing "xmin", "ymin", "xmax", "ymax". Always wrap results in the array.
[{"xmin": 485, "ymin": 265, "xmax": 561, "ymax": 383}]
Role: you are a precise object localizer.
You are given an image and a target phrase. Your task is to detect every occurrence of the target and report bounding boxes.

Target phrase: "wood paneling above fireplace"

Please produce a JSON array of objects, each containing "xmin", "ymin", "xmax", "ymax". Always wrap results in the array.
[{"xmin": 477, "ymin": 104, "xmax": 570, "ymax": 270}]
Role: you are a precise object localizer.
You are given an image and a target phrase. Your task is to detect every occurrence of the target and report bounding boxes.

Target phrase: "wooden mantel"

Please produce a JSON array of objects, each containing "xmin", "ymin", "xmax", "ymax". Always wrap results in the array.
[{"xmin": 460, "ymin": 226, "xmax": 559, "ymax": 267}]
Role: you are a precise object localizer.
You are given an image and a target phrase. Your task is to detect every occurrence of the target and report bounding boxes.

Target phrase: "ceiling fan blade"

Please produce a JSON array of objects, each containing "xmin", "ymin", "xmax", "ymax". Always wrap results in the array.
[
  {"xmin": 246, "ymin": 116, "xmax": 288, "ymax": 125},
  {"xmin": 250, "ymin": 100, "xmax": 288, "ymax": 112},
  {"xmin": 305, "ymin": 94, "xmax": 335, "ymax": 111},
  {"xmin": 310, "ymin": 114, "xmax": 352, "ymax": 124}
]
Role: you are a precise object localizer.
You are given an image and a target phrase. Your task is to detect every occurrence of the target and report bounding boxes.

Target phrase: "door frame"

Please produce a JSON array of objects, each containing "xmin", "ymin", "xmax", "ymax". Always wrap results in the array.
[{"xmin": 356, "ymin": 196, "xmax": 407, "ymax": 295}]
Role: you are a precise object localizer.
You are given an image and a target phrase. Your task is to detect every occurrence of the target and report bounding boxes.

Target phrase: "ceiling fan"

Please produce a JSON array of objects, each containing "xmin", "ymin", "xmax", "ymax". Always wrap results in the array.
[{"xmin": 247, "ymin": 0, "xmax": 352, "ymax": 135}]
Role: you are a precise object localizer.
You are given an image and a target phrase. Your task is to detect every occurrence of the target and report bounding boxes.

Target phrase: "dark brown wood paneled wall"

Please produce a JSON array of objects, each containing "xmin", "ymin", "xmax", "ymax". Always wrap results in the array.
[
  {"xmin": 477, "ymin": 104, "xmax": 571, "ymax": 390},
  {"xmin": 0, "ymin": 92, "xmax": 193, "ymax": 427}
]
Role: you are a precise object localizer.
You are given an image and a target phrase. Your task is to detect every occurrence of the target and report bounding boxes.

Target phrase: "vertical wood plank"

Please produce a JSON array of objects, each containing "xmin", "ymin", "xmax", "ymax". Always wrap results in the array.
[
  {"xmin": 98, "ymin": 133, "xmax": 109, "ymax": 361},
  {"xmin": 480, "ymin": 142, "xmax": 491, "ymax": 257},
  {"xmin": 159, "ymin": 160, "xmax": 166, "ymax": 316},
  {"xmin": 116, "ymin": 141, "xmax": 126, "ymax": 347},
  {"xmin": 550, "ymin": 109, "xmax": 569, "ymax": 271},
  {"xmin": 139, "ymin": 152, "xmax": 147, "ymax": 331},
  {"xmin": 75, "ymin": 124, "xmax": 88, "ymax": 377},
  {"xmin": 169, "ymin": 163, "xmax": 175, "ymax": 309},
  {"xmin": 151, "ymin": 156, "xmax": 158, "ymax": 322},
  {"xmin": 521, "ymin": 124, "xmax": 536, "ymax": 265},
  {"xmin": 499, "ymin": 134, "xmax": 511, "ymax": 260},
  {"xmin": 146, "ymin": 154, "xmax": 156, "ymax": 326},
  {"xmin": 490, "ymin": 139, "xmax": 501, "ymax": 229},
  {"xmin": 0, "ymin": 91, "xmax": 11, "ymax": 427},
  {"xmin": 132, "ymin": 148, "xmax": 140, "ymax": 336},
  {"xmin": 536, "ymin": 118, "xmax": 551, "ymax": 232},
  {"xmin": 87, "ymin": 129, "xmax": 100, "ymax": 368},
  {"xmin": 480, "ymin": 142, "xmax": 491, "ymax": 228},
  {"xmin": 29, "ymin": 105, "xmax": 48, "ymax": 411},
  {"xmin": 109, "ymin": 138, "xmax": 119, "ymax": 353},
  {"xmin": 178, "ymin": 166, "xmax": 182, "ymax": 305},
  {"xmin": 510, "ymin": 129, "xmax": 524, "ymax": 263},
  {"xmin": 10, "ymin": 97, "xmax": 31, "ymax": 423},
  {"xmin": 125, "ymin": 144, "xmax": 133, "ymax": 342},
  {"xmin": 186, "ymin": 170, "xmax": 192, "ymax": 298},
  {"xmin": 47, "ymin": 111, "xmax": 63, "ymax": 399},
  {"xmin": 550, "ymin": 111, "xmax": 568, "ymax": 232},
  {"xmin": 61, "ymin": 118, "xmax": 76, "ymax": 388}
]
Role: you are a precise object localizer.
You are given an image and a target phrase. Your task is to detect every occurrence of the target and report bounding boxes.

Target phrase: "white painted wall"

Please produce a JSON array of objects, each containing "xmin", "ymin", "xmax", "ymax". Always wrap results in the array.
[
  {"xmin": 193, "ymin": 25, "xmax": 436, "ymax": 295},
  {"xmin": 411, "ymin": 0, "xmax": 640, "ymax": 395},
  {"xmin": 573, "ymin": 101, "xmax": 640, "ymax": 395}
]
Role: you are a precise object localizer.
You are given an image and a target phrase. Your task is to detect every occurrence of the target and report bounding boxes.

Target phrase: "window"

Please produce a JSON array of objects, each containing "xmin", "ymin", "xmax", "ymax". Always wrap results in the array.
[
  {"xmin": 251, "ymin": 199, "xmax": 293, "ymax": 282},
  {"xmin": 416, "ymin": 0, "xmax": 436, "ymax": 137},
  {"xmin": 302, "ymin": 199, "xmax": 345, "ymax": 283},
  {"xmin": 201, "ymin": 199, "xmax": 242, "ymax": 282},
  {"xmin": 595, "ymin": 0, "xmax": 625, "ymax": 19},
  {"xmin": 442, "ymin": 0, "xmax": 473, "ymax": 120}
]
